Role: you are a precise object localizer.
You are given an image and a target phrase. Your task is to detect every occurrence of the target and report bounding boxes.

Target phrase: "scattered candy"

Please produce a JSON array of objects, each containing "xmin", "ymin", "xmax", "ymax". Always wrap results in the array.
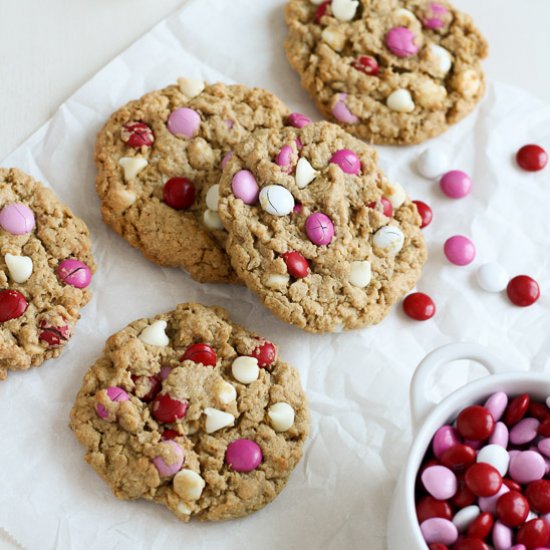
[
  {"xmin": 4, "ymin": 253, "xmax": 33, "ymax": 283},
  {"xmin": 167, "ymin": 108, "xmax": 201, "ymax": 138},
  {"xmin": 0, "ymin": 203, "xmax": 35, "ymax": 235},
  {"xmin": 413, "ymin": 200, "xmax": 433, "ymax": 228},
  {"xmin": 330, "ymin": 149, "xmax": 361, "ymax": 175},
  {"xmin": 295, "ymin": 157, "xmax": 318, "ymax": 189},
  {"xmin": 163, "ymin": 177, "xmax": 196, "ymax": 210},
  {"xmin": 121, "ymin": 122, "xmax": 154, "ymax": 148},
  {"xmin": 173, "ymin": 469, "xmax": 205, "ymax": 501},
  {"xmin": 232, "ymin": 356, "xmax": 260, "ymax": 384},
  {"xmin": 225, "ymin": 438, "xmax": 263, "ymax": 472},
  {"xmin": 181, "ymin": 343, "xmax": 217, "ymax": 366},
  {"xmin": 259, "ymin": 185, "xmax": 295, "ymax": 216},
  {"xmin": 282, "ymin": 251, "xmax": 310, "ymax": 279},
  {"xmin": 349, "ymin": 260, "xmax": 372, "ymax": 288},
  {"xmin": 516, "ymin": 144, "xmax": 548, "ymax": 172},
  {"xmin": 373, "ymin": 225, "xmax": 405, "ymax": 255},
  {"xmin": 152, "ymin": 394, "xmax": 189, "ymax": 423},
  {"xmin": 288, "ymin": 113, "xmax": 311, "ymax": 128},
  {"xmin": 332, "ymin": 93, "xmax": 358, "ymax": 124},
  {"xmin": 507, "ymin": 275, "xmax": 540, "ymax": 307},
  {"xmin": 305, "ymin": 212, "xmax": 335, "ymax": 246},
  {"xmin": 268, "ymin": 402, "xmax": 295, "ymax": 432},
  {"xmin": 352, "ymin": 55, "xmax": 379, "ymax": 76},
  {"xmin": 403, "ymin": 292, "xmax": 436, "ymax": 321},
  {"xmin": 444, "ymin": 235, "xmax": 476, "ymax": 266},
  {"xmin": 387, "ymin": 89, "xmax": 415, "ymax": 113},
  {"xmin": 152, "ymin": 441, "xmax": 184, "ymax": 477},
  {"xmin": 331, "ymin": 0, "xmax": 358, "ymax": 22},
  {"xmin": 386, "ymin": 26, "xmax": 420, "ymax": 57},
  {"xmin": 440, "ymin": 170, "xmax": 472, "ymax": 199},
  {"xmin": 250, "ymin": 340, "xmax": 276, "ymax": 369},
  {"xmin": 139, "ymin": 320, "xmax": 169, "ymax": 347},
  {"xmin": 204, "ymin": 407, "xmax": 235, "ymax": 434},
  {"xmin": 476, "ymin": 263, "xmax": 509, "ymax": 293},
  {"xmin": 57, "ymin": 259, "xmax": 92, "ymax": 289},
  {"xmin": 417, "ymin": 147, "xmax": 449, "ymax": 179},
  {"xmin": 118, "ymin": 157, "xmax": 148, "ymax": 181}
]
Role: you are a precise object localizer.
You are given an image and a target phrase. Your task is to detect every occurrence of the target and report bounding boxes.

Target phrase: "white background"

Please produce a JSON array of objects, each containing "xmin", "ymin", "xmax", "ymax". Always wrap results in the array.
[{"xmin": 0, "ymin": 0, "xmax": 550, "ymax": 159}]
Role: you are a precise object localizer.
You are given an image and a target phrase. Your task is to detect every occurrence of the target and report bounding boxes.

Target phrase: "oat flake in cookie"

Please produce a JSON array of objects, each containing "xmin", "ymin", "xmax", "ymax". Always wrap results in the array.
[
  {"xmin": 70, "ymin": 303, "xmax": 309, "ymax": 521},
  {"xmin": 0, "ymin": 168, "xmax": 94, "ymax": 380},
  {"xmin": 218, "ymin": 121, "xmax": 426, "ymax": 333},
  {"xmin": 284, "ymin": 0, "xmax": 488, "ymax": 145},
  {"xmin": 95, "ymin": 79, "xmax": 291, "ymax": 283}
]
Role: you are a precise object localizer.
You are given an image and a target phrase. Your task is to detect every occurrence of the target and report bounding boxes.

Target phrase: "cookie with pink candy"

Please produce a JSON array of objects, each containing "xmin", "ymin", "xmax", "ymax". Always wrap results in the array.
[
  {"xmin": 0, "ymin": 168, "xmax": 95, "ymax": 380},
  {"xmin": 70, "ymin": 303, "xmax": 309, "ymax": 522},
  {"xmin": 217, "ymin": 121, "xmax": 427, "ymax": 333}
]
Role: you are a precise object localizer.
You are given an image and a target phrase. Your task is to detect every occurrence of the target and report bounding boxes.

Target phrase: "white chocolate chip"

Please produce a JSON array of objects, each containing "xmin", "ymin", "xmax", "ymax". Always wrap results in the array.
[
  {"xmin": 118, "ymin": 157, "xmax": 148, "ymax": 181},
  {"xmin": 321, "ymin": 27, "xmax": 347, "ymax": 52},
  {"xmin": 428, "ymin": 43, "xmax": 453, "ymax": 75},
  {"xmin": 385, "ymin": 181, "xmax": 407, "ymax": 209},
  {"xmin": 349, "ymin": 260, "xmax": 372, "ymax": 288},
  {"xmin": 4, "ymin": 253, "xmax": 33, "ymax": 283},
  {"xmin": 295, "ymin": 158, "xmax": 318, "ymax": 189},
  {"xmin": 174, "ymin": 469, "xmax": 206, "ymax": 501},
  {"xmin": 205, "ymin": 184, "xmax": 220, "ymax": 211},
  {"xmin": 416, "ymin": 79, "xmax": 447, "ymax": 109},
  {"xmin": 203, "ymin": 209, "xmax": 224, "ymax": 230},
  {"xmin": 178, "ymin": 78, "xmax": 205, "ymax": 98},
  {"xmin": 217, "ymin": 381, "xmax": 237, "ymax": 404},
  {"xmin": 259, "ymin": 185, "xmax": 295, "ymax": 216},
  {"xmin": 268, "ymin": 403, "xmax": 295, "ymax": 432},
  {"xmin": 138, "ymin": 320, "xmax": 169, "ymax": 346},
  {"xmin": 204, "ymin": 407, "xmax": 235, "ymax": 433},
  {"xmin": 331, "ymin": 0, "xmax": 358, "ymax": 22},
  {"xmin": 310, "ymin": 0, "xmax": 325, "ymax": 4},
  {"xmin": 393, "ymin": 8, "xmax": 419, "ymax": 26},
  {"xmin": 265, "ymin": 273, "xmax": 290, "ymax": 289},
  {"xmin": 373, "ymin": 226, "xmax": 405, "ymax": 255},
  {"xmin": 232, "ymin": 356, "xmax": 260, "ymax": 384},
  {"xmin": 386, "ymin": 89, "xmax": 415, "ymax": 113},
  {"xmin": 176, "ymin": 502, "xmax": 192, "ymax": 515},
  {"xmin": 455, "ymin": 69, "xmax": 481, "ymax": 98}
]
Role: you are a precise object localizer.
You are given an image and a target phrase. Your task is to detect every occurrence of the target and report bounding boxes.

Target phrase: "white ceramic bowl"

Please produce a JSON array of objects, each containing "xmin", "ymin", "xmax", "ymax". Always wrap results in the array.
[{"xmin": 387, "ymin": 342, "xmax": 549, "ymax": 549}]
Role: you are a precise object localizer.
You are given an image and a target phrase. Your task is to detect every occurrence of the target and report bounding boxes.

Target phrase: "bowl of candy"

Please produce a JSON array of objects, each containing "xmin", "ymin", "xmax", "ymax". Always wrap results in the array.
[{"xmin": 387, "ymin": 342, "xmax": 550, "ymax": 550}]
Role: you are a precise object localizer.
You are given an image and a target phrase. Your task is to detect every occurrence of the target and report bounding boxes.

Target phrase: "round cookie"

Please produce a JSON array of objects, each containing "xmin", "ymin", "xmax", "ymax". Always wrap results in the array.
[
  {"xmin": 284, "ymin": 0, "xmax": 488, "ymax": 145},
  {"xmin": 217, "ymin": 121, "xmax": 427, "ymax": 333},
  {"xmin": 0, "ymin": 168, "xmax": 95, "ymax": 380},
  {"xmin": 70, "ymin": 303, "xmax": 309, "ymax": 522},
  {"xmin": 95, "ymin": 80, "xmax": 291, "ymax": 284}
]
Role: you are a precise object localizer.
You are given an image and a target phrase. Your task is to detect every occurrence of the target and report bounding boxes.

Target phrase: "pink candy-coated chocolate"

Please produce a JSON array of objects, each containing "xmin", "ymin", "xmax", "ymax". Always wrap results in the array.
[
  {"xmin": 221, "ymin": 151, "xmax": 233, "ymax": 170},
  {"xmin": 484, "ymin": 392, "xmax": 509, "ymax": 423},
  {"xmin": 509, "ymin": 450, "xmax": 546, "ymax": 484},
  {"xmin": 159, "ymin": 366, "xmax": 172, "ymax": 381},
  {"xmin": 295, "ymin": 137, "xmax": 304, "ymax": 150},
  {"xmin": 489, "ymin": 422, "xmax": 510, "ymax": 448},
  {"xmin": 231, "ymin": 170, "xmax": 259, "ymax": 204},
  {"xmin": 421, "ymin": 465, "xmax": 457, "ymax": 500},
  {"xmin": 432, "ymin": 425, "xmax": 460, "ymax": 459},
  {"xmin": 95, "ymin": 404, "xmax": 109, "ymax": 419},
  {"xmin": 106, "ymin": 387, "xmax": 129, "ymax": 403},
  {"xmin": 167, "ymin": 108, "xmax": 201, "ymax": 138},
  {"xmin": 423, "ymin": 2, "xmax": 449, "ymax": 29},
  {"xmin": 121, "ymin": 121, "xmax": 154, "ymax": 148},
  {"xmin": 539, "ymin": 438, "xmax": 550, "ymax": 458},
  {"xmin": 440, "ymin": 170, "xmax": 472, "ymax": 199},
  {"xmin": 493, "ymin": 520, "xmax": 513, "ymax": 550},
  {"xmin": 420, "ymin": 517, "xmax": 458, "ymax": 545},
  {"xmin": 479, "ymin": 484, "xmax": 510, "ymax": 514},
  {"xmin": 0, "ymin": 203, "xmax": 35, "ymax": 235},
  {"xmin": 330, "ymin": 149, "xmax": 361, "ymax": 175},
  {"xmin": 385, "ymin": 27, "xmax": 420, "ymax": 58},
  {"xmin": 510, "ymin": 417, "xmax": 540, "ymax": 445},
  {"xmin": 305, "ymin": 212, "xmax": 334, "ymax": 246},
  {"xmin": 225, "ymin": 439, "xmax": 262, "ymax": 472},
  {"xmin": 276, "ymin": 145, "xmax": 294, "ymax": 173},
  {"xmin": 288, "ymin": 112, "xmax": 311, "ymax": 128},
  {"xmin": 225, "ymin": 119, "xmax": 234, "ymax": 129},
  {"xmin": 444, "ymin": 235, "xmax": 476, "ymax": 266},
  {"xmin": 332, "ymin": 94, "xmax": 358, "ymax": 124},
  {"xmin": 57, "ymin": 259, "xmax": 92, "ymax": 289},
  {"xmin": 152, "ymin": 440, "xmax": 184, "ymax": 477}
]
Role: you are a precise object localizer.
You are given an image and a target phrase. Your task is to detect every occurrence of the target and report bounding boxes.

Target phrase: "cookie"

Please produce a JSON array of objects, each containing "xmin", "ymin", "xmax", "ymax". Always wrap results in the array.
[
  {"xmin": 95, "ymin": 80, "xmax": 292, "ymax": 283},
  {"xmin": 0, "ymin": 168, "xmax": 95, "ymax": 380},
  {"xmin": 284, "ymin": 0, "xmax": 488, "ymax": 145},
  {"xmin": 217, "ymin": 121, "xmax": 427, "ymax": 333},
  {"xmin": 70, "ymin": 303, "xmax": 309, "ymax": 522}
]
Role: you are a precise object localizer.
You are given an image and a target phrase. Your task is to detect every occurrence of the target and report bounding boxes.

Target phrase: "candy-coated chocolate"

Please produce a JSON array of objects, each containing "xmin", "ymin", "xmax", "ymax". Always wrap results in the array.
[
  {"xmin": 467, "ymin": 511, "xmax": 494, "ymax": 540},
  {"xmin": 121, "ymin": 121, "xmax": 154, "ymax": 148},
  {"xmin": 287, "ymin": 112, "xmax": 311, "ymax": 128},
  {"xmin": 510, "ymin": 418, "xmax": 540, "ymax": 445},
  {"xmin": 478, "ymin": 484, "xmax": 509, "ymax": 514},
  {"xmin": 231, "ymin": 170, "xmax": 260, "ymax": 204},
  {"xmin": 330, "ymin": 149, "xmax": 361, "ymax": 175},
  {"xmin": 476, "ymin": 263, "xmax": 509, "ymax": 293},
  {"xmin": 421, "ymin": 465, "xmax": 458, "ymax": 500},
  {"xmin": 540, "ymin": 418, "xmax": 550, "ymax": 437},
  {"xmin": 373, "ymin": 225, "xmax": 405, "ymax": 255},
  {"xmin": 439, "ymin": 170, "xmax": 472, "ymax": 199},
  {"xmin": 503, "ymin": 478, "xmax": 522, "ymax": 493},
  {"xmin": 0, "ymin": 289, "xmax": 28, "ymax": 322},
  {"xmin": 305, "ymin": 212, "xmax": 335, "ymax": 246},
  {"xmin": 444, "ymin": 235, "xmax": 476, "ymax": 266},
  {"xmin": 152, "ymin": 394, "xmax": 189, "ymax": 424},
  {"xmin": 368, "ymin": 197, "xmax": 393, "ymax": 218},
  {"xmin": 464, "ymin": 463, "xmax": 502, "ymax": 497},
  {"xmin": 528, "ymin": 402, "xmax": 550, "ymax": 422},
  {"xmin": 132, "ymin": 375, "xmax": 161, "ymax": 402},
  {"xmin": 516, "ymin": 518, "xmax": 550, "ymax": 549},
  {"xmin": 454, "ymin": 539, "xmax": 489, "ymax": 550},
  {"xmin": 420, "ymin": 517, "xmax": 458, "ymax": 545},
  {"xmin": 516, "ymin": 144, "xmax": 548, "ymax": 172},
  {"xmin": 167, "ymin": 108, "xmax": 201, "ymax": 138},
  {"xmin": 484, "ymin": 392, "xmax": 509, "ymax": 422},
  {"xmin": 539, "ymin": 438, "xmax": 550, "ymax": 457},
  {"xmin": 451, "ymin": 504, "xmax": 480, "ymax": 532},
  {"xmin": 433, "ymin": 426, "xmax": 461, "ymax": 459},
  {"xmin": 477, "ymin": 444, "xmax": 510, "ymax": 477},
  {"xmin": 161, "ymin": 429, "xmax": 180, "ymax": 441},
  {"xmin": 413, "ymin": 200, "xmax": 433, "ymax": 228},
  {"xmin": 489, "ymin": 422, "xmax": 510, "ymax": 448},
  {"xmin": 496, "ymin": 490, "xmax": 530, "ymax": 527},
  {"xmin": 417, "ymin": 147, "xmax": 449, "ymax": 179},
  {"xmin": 509, "ymin": 451, "xmax": 546, "ymax": 484},
  {"xmin": 422, "ymin": 2, "xmax": 449, "ymax": 29},
  {"xmin": 352, "ymin": 55, "xmax": 379, "ymax": 76},
  {"xmin": 57, "ymin": 259, "xmax": 92, "ymax": 289},
  {"xmin": 505, "ymin": 394, "xmax": 531, "ymax": 426},
  {"xmin": 162, "ymin": 177, "xmax": 196, "ymax": 210},
  {"xmin": 250, "ymin": 339, "xmax": 277, "ymax": 369},
  {"xmin": 0, "ymin": 202, "xmax": 35, "ymax": 235},
  {"xmin": 152, "ymin": 441, "xmax": 184, "ymax": 477},
  {"xmin": 181, "ymin": 343, "xmax": 217, "ymax": 366},
  {"xmin": 440, "ymin": 444, "xmax": 476, "ymax": 472},
  {"xmin": 221, "ymin": 151, "xmax": 233, "ymax": 170},
  {"xmin": 314, "ymin": 0, "xmax": 330, "ymax": 23},
  {"xmin": 276, "ymin": 145, "xmax": 294, "ymax": 173},
  {"xmin": 451, "ymin": 473, "xmax": 477, "ymax": 508},
  {"xmin": 39, "ymin": 321, "xmax": 70, "ymax": 348},
  {"xmin": 282, "ymin": 251, "xmax": 310, "ymax": 278},
  {"xmin": 507, "ymin": 276, "xmax": 540, "ymax": 307},
  {"xmin": 416, "ymin": 495, "xmax": 453, "ymax": 523},
  {"xmin": 403, "ymin": 292, "xmax": 436, "ymax": 321},
  {"xmin": 525, "ymin": 480, "xmax": 550, "ymax": 514},
  {"xmin": 493, "ymin": 520, "xmax": 513, "ymax": 550},
  {"xmin": 457, "ymin": 406, "xmax": 495, "ymax": 441},
  {"xmin": 225, "ymin": 438, "xmax": 262, "ymax": 472},
  {"xmin": 385, "ymin": 26, "xmax": 419, "ymax": 57},
  {"xmin": 259, "ymin": 185, "xmax": 295, "ymax": 216},
  {"xmin": 332, "ymin": 93, "xmax": 358, "ymax": 124}
]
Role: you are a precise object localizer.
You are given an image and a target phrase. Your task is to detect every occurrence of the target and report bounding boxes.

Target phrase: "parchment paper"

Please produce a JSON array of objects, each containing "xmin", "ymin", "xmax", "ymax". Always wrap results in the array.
[{"xmin": 1, "ymin": 1, "xmax": 550, "ymax": 548}]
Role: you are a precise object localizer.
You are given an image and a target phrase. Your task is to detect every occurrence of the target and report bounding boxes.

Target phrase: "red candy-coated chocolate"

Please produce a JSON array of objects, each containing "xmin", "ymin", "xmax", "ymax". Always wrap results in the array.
[
  {"xmin": 163, "ymin": 177, "xmax": 196, "ymax": 210},
  {"xmin": 282, "ymin": 251, "xmax": 310, "ymax": 279},
  {"xmin": 403, "ymin": 292, "xmax": 436, "ymax": 321},
  {"xmin": 315, "ymin": 0, "xmax": 330, "ymax": 23},
  {"xmin": 451, "ymin": 473, "xmax": 477, "ymax": 508},
  {"xmin": 368, "ymin": 198, "xmax": 393, "ymax": 218},
  {"xmin": 457, "ymin": 406, "xmax": 495, "ymax": 440},
  {"xmin": 496, "ymin": 490, "xmax": 530, "ymax": 527},
  {"xmin": 132, "ymin": 375, "xmax": 161, "ymax": 402},
  {"xmin": 516, "ymin": 144, "xmax": 548, "ymax": 172},
  {"xmin": 528, "ymin": 401, "xmax": 550, "ymax": 422},
  {"xmin": 38, "ymin": 321, "xmax": 70, "ymax": 348},
  {"xmin": 540, "ymin": 418, "xmax": 550, "ymax": 437},
  {"xmin": 466, "ymin": 512, "xmax": 494, "ymax": 540},
  {"xmin": 428, "ymin": 545, "xmax": 449, "ymax": 550},
  {"xmin": 454, "ymin": 539, "xmax": 489, "ymax": 550},
  {"xmin": 516, "ymin": 518, "xmax": 550, "ymax": 549},
  {"xmin": 415, "ymin": 495, "xmax": 452, "ymax": 523},
  {"xmin": 507, "ymin": 275, "xmax": 540, "ymax": 307},
  {"xmin": 0, "ymin": 289, "xmax": 28, "ymax": 322},
  {"xmin": 525, "ymin": 480, "xmax": 550, "ymax": 514},
  {"xmin": 181, "ymin": 343, "xmax": 217, "ymax": 366},
  {"xmin": 504, "ymin": 393, "xmax": 530, "ymax": 426},
  {"xmin": 503, "ymin": 478, "xmax": 522, "ymax": 493},
  {"xmin": 250, "ymin": 339, "xmax": 276, "ymax": 369},
  {"xmin": 413, "ymin": 200, "xmax": 433, "ymax": 229},
  {"xmin": 464, "ymin": 463, "xmax": 502, "ymax": 497},
  {"xmin": 152, "ymin": 394, "xmax": 189, "ymax": 423},
  {"xmin": 161, "ymin": 429, "xmax": 180, "ymax": 440},
  {"xmin": 352, "ymin": 55, "xmax": 379, "ymax": 76},
  {"xmin": 121, "ymin": 121, "xmax": 154, "ymax": 148},
  {"xmin": 440, "ymin": 444, "xmax": 476, "ymax": 472}
]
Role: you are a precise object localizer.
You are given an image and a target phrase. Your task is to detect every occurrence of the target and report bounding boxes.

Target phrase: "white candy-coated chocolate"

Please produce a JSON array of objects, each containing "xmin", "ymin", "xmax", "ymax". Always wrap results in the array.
[
  {"xmin": 5, "ymin": 253, "xmax": 33, "ymax": 283},
  {"xmin": 373, "ymin": 226, "xmax": 405, "ymax": 255},
  {"xmin": 174, "ymin": 469, "xmax": 205, "ymax": 501},
  {"xmin": 331, "ymin": 0, "xmax": 359, "ymax": 22},
  {"xmin": 204, "ymin": 407, "xmax": 235, "ymax": 434},
  {"xmin": 546, "ymin": 396, "xmax": 550, "ymax": 409},
  {"xmin": 178, "ymin": 78, "xmax": 205, "ymax": 99},
  {"xmin": 265, "ymin": 273, "xmax": 290, "ymax": 288},
  {"xmin": 205, "ymin": 184, "xmax": 220, "ymax": 211},
  {"xmin": 417, "ymin": 147, "xmax": 449, "ymax": 179},
  {"xmin": 295, "ymin": 158, "xmax": 318, "ymax": 189},
  {"xmin": 476, "ymin": 444, "xmax": 510, "ymax": 476},
  {"xmin": 217, "ymin": 381, "xmax": 237, "ymax": 404},
  {"xmin": 386, "ymin": 89, "xmax": 415, "ymax": 113},
  {"xmin": 452, "ymin": 505, "xmax": 480, "ymax": 532},
  {"xmin": 232, "ymin": 356, "xmax": 260, "ymax": 384},
  {"xmin": 349, "ymin": 260, "xmax": 372, "ymax": 288},
  {"xmin": 138, "ymin": 320, "xmax": 169, "ymax": 346},
  {"xmin": 203, "ymin": 209, "xmax": 224, "ymax": 230},
  {"xmin": 428, "ymin": 43, "xmax": 453, "ymax": 75},
  {"xmin": 385, "ymin": 181, "xmax": 407, "ymax": 209},
  {"xmin": 259, "ymin": 185, "xmax": 295, "ymax": 216},
  {"xmin": 268, "ymin": 403, "xmax": 295, "ymax": 432},
  {"xmin": 118, "ymin": 156, "xmax": 148, "ymax": 181},
  {"xmin": 476, "ymin": 262, "xmax": 509, "ymax": 293}
]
